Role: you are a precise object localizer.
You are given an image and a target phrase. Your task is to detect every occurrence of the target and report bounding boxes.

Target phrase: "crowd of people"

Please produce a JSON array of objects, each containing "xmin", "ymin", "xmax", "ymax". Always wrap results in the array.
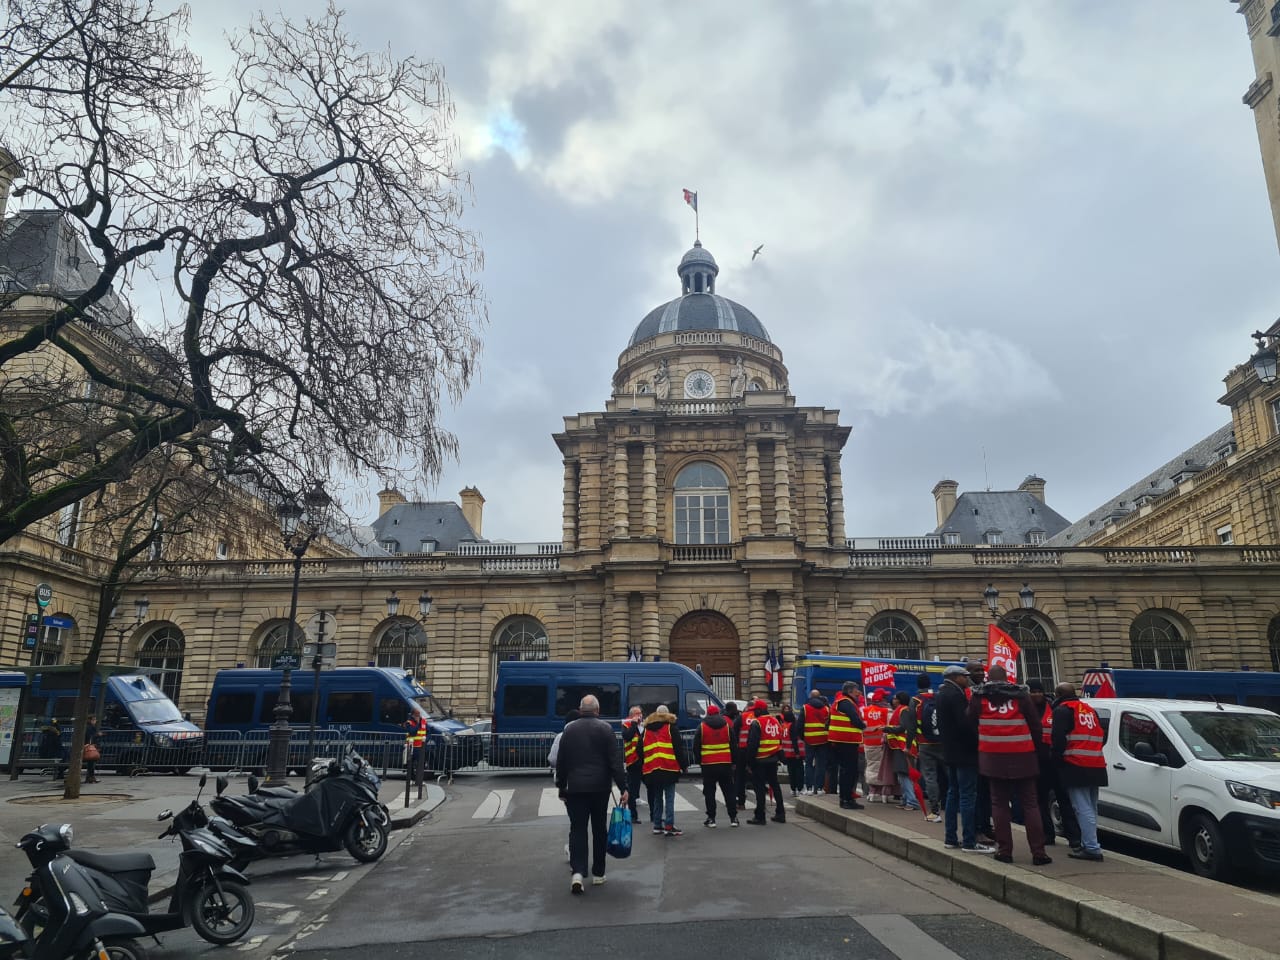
[{"xmin": 552, "ymin": 662, "xmax": 1108, "ymax": 892}]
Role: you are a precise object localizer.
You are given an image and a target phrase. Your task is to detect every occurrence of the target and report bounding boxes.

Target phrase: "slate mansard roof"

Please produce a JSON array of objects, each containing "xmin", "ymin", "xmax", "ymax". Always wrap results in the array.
[
  {"xmin": 369, "ymin": 501, "xmax": 480, "ymax": 554},
  {"xmin": 935, "ymin": 491, "xmax": 1071, "ymax": 545},
  {"xmin": 1046, "ymin": 423, "xmax": 1236, "ymax": 546}
]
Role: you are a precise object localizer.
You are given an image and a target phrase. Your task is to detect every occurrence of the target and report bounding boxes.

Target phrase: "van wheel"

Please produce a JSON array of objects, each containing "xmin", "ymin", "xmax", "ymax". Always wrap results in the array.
[
  {"xmin": 173, "ymin": 767, "xmax": 191, "ymax": 776},
  {"xmin": 1182, "ymin": 812, "xmax": 1230, "ymax": 881}
]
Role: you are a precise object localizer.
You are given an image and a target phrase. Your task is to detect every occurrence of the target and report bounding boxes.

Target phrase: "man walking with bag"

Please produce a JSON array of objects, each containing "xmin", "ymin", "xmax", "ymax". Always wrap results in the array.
[{"xmin": 555, "ymin": 694, "xmax": 629, "ymax": 894}]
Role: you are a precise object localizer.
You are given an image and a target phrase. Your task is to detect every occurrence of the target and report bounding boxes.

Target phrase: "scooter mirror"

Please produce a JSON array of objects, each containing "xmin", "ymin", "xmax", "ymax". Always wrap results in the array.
[
  {"xmin": 157, "ymin": 810, "xmax": 172, "ymax": 821},
  {"xmin": 199, "ymin": 772, "xmax": 208, "ymax": 788},
  {"xmin": 247, "ymin": 775, "xmax": 260, "ymax": 794},
  {"xmin": 216, "ymin": 775, "xmax": 229, "ymax": 795}
]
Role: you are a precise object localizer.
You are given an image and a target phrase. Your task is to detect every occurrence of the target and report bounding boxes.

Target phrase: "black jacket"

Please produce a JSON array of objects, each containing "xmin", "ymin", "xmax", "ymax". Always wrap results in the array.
[
  {"xmin": 1051, "ymin": 697, "xmax": 1109, "ymax": 788},
  {"xmin": 936, "ymin": 678, "xmax": 978, "ymax": 767},
  {"xmin": 554, "ymin": 716, "xmax": 627, "ymax": 795}
]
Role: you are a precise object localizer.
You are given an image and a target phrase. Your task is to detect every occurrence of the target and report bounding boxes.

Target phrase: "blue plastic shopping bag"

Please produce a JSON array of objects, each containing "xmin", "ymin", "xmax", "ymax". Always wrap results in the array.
[{"xmin": 607, "ymin": 804, "xmax": 632, "ymax": 859}]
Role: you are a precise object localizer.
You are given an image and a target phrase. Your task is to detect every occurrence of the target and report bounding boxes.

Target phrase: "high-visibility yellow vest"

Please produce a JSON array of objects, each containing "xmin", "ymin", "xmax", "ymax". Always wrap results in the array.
[
  {"xmin": 699, "ymin": 720, "xmax": 732, "ymax": 766},
  {"xmin": 753, "ymin": 714, "xmax": 781, "ymax": 760},
  {"xmin": 642, "ymin": 725, "xmax": 680, "ymax": 775},
  {"xmin": 826, "ymin": 695, "xmax": 864, "ymax": 745}
]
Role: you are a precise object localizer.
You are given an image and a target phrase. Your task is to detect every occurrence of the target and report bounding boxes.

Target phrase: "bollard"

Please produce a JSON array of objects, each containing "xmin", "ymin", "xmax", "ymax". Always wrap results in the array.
[{"xmin": 416, "ymin": 740, "xmax": 426, "ymax": 800}]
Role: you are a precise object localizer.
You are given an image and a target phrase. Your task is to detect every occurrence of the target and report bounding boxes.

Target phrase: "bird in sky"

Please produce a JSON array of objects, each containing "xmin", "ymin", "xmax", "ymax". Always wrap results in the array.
[{"xmin": 751, "ymin": 244, "xmax": 764, "ymax": 261}]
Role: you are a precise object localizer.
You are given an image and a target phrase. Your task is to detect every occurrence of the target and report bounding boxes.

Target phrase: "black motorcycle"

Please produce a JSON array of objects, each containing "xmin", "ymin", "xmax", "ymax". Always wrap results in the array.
[
  {"xmin": 12, "ymin": 825, "xmax": 149, "ymax": 960},
  {"xmin": 15, "ymin": 776, "xmax": 256, "ymax": 946},
  {"xmin": 209, "ymin": 747, "xmax": 389, "ymax": 865}
]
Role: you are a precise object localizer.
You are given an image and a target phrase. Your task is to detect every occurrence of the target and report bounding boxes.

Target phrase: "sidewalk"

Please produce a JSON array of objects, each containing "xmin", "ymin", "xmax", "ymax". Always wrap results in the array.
[
  {"xmin": 0, "ymin": 768, "xmax": 444, "ymax": 902},
  {"xmin": 795, "ymin": 794, "xmax": 1278, "ymax": 960}
]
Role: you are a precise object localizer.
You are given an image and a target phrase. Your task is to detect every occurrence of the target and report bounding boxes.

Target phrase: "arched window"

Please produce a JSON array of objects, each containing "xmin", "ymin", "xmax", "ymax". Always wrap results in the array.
[
  {"xmin": 1269, "ymin": 616, "xmax": 1280, "ymax": 672},
  {"xmin": 997, "ymin": 611, "xmax": 1057, "ymax": 689},
  {"xmin": 255, "ymin": 621, "xmax": 299, "ymax": 668},
  {"xmin": 376, "ymin": 619, "xmax": 427, "ymax": 671},
  {"xmin": 864, "ymin": 614, "xmax": 924, "ymax": 660},
  {"xmin": 33, "ymin": 613, "xmax": 73, "ymax": 666},
  {"xmin": 493, "ymin": 617, "xmax": 549, "ymax": 662},
  {"xmin": 673, "ymin": 462, "xmax": 730, "ymax": 545},
  {"xmin": 1130, "ymin": 611, "xmax": 1190, "ymax": 670},
  {"xmin": 137, "ymin": 626, "xmax": 185, "ymax": 700}
]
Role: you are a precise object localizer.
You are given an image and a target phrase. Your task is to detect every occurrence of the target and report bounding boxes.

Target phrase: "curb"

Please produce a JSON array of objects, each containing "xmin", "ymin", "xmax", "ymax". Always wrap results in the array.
[{"xmin": 794, "ymin": 798, "xmax": 1274, "ymax": 960}]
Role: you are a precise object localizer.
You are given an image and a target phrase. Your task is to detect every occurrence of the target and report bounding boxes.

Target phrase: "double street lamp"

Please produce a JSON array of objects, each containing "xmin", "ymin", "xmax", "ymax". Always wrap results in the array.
[
  {"xmin": 111, "ymin": 596, "xmax": 150, "ymax": 664},
  {"xmin": 265, "ymin": 481, "xmax": 331, "ymax": 785},
  {"xmin": 982, "ymin": 582, "xmax": 1036, "ymax": 620}
]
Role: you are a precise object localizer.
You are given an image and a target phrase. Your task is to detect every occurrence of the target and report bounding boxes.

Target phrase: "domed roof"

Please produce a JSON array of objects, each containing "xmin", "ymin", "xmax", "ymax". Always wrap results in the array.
[{"xmin": 628, "ymin": 241, "xmax": 772, "ymax": 346}]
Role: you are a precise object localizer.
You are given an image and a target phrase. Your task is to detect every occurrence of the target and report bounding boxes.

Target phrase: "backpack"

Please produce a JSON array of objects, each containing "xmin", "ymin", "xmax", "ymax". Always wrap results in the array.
[{"xmin": 916, "ymin": 695, "xmax": 940, "ymax": 743}]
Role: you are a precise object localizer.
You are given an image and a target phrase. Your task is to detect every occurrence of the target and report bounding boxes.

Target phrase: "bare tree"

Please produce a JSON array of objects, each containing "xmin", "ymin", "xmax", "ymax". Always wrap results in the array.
[{"xmin": 0, "ymin": 0, "xmax": 485, "ymax": 543}]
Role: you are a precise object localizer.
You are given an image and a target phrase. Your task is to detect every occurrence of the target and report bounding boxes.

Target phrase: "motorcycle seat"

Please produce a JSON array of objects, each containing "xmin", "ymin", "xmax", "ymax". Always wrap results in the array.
[{"xmin": 67, "ymin": 849, "xmax": 156, "ymax": 874}]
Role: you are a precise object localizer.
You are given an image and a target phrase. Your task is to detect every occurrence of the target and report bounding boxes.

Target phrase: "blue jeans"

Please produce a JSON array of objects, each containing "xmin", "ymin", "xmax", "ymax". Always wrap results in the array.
[
  {"xmin": 945, "ymin": 764, "xmax": 979, "ymax": 847},
  {"xmin": 1067, "ymin": 785, "xmax": 1102, "ymax": 854},
  {"xmin": 649, "ymin": 782, "xmax": 676, "ymax": 829},
  {"xmin": 898, "ymin": 771, "xmax": 919, "ymax": 809},
  {"xmin": 804, "ymin": 743, "xmax": 828, "ymax": 791}
]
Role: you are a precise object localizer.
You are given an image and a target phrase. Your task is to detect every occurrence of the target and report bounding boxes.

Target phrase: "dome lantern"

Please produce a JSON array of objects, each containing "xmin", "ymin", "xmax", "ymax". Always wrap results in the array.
[{"xmin": 678, "ymin": 241, "xmax": 718, "ymax": 295}]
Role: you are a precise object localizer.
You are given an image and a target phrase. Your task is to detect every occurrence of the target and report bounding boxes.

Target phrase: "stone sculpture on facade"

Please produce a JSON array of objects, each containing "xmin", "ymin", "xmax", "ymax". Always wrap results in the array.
[
  {"xmin": 653, "ymin": 357, "xmax": 671, "ymax": 400},
  {"xmin": 729, "ymin": 356, "xmax": 746, "ymax": 398}
]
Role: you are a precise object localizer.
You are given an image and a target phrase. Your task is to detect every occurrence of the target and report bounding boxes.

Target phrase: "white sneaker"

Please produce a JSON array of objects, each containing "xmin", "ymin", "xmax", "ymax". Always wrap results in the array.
[
  {"xmin": 591, "ymin": 875, "xmax": 606, "ymax": 886},
  {"xmin": 963, "ymin": 843, "xmax": 995, "ymax": 854},
  {"xmin": 571, "ymin": 873, "xmax": 584, "ymax": 894},
  {"xmin": 925, "ymin": 813, "xmax": 942, "ymax": 823}
]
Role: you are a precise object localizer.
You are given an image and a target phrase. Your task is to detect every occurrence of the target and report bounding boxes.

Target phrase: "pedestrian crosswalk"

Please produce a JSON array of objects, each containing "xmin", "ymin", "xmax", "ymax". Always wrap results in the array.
[{"xmin": 467, "ymin": 783, "xmax": 726, "ymax": 821}]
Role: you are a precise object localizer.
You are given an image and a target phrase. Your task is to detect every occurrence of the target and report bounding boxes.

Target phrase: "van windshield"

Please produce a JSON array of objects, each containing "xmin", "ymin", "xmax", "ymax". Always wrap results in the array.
[
  {"xmin": 413, "ymin": 696, "xmax": 450, "ymax": 720},
  {"xmin": 1165, "ymin": 710, "xmax": 1280, "ymax": 762},
  {"xmin": 130, "ymin": 699, "xmax": 184, "ymax": 724}
]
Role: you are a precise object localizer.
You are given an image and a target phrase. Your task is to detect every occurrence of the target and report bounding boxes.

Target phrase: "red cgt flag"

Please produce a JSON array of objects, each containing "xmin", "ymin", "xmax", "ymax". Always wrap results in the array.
[{"xmin": 987, "ymin": 624, "xmax": 1021, "ymax": 681}]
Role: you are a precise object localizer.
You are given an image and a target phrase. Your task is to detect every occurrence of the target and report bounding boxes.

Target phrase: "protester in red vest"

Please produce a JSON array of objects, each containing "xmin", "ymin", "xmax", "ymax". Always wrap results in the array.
[
  {"xmin": 884, "ymin": 691, "xmax": 919, "ymax": 811},
  {"xmin": 693, "ymin": 704, "xmax": 737, "ymax": 827},
  {"xmin": 1051, "ymin": 682, "xmax": 1109, "ymax": 862},
  {"xmin": 744, "ymin": 699, "xmax": 785, "ymax": 824},
  {"xmin": 861, "ymin": 689, "xmax": 894, "ymax": 802},
  {"xmin": 826, "ymin": 682, "xmax": 865, "ymax": 810},
  {"xmin": 800, "ymin": 688, "xmax": 830, "ymax": 796},
  {"xmin": 731, "ymin": 701, "xmax": 755, "ymax": 808},
  {"xmin": 779, "ymin": 703, "xmax": 805, "ymax": 798},
  {"xmin": 1028, "ymin": 680, "xmax": 1078, "ymax": 850},
  {"xmin": 967, "ymin": 664, "xmax": 1051, "ymax": 865},
  {"xmin": 910, "ymin": 673, "xmax": 945, "ymax": 822},
  {"xmin": 621, "ymin": 705, "xmax": 645, "ymax": 822}
]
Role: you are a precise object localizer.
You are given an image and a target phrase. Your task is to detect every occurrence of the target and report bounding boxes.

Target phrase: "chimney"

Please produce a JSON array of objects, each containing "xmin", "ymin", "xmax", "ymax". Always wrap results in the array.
[
  {"xmin": 1018, "ymin": 475, "xmax": 1046, "ymax": 503},
  {"xmin": 376, "ymin": 487, "xmax": 406, "ymax": 518},
  {"xmin": 0, "ymin": 146, "xmax": 20, "ymax": 222},
  {"xmin": 932, "ymin": 479, "xmax": 958, "ymax": 528},
  {"xmin": 460, "ymin": 486, "xmax": 485, "ymax": 537}
]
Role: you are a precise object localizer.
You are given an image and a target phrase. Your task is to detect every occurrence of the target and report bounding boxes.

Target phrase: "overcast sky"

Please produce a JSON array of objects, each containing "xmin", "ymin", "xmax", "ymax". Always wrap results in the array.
[{"xmin": 194, "ymin": 2, "xmax": 1280, "ymax": 542}]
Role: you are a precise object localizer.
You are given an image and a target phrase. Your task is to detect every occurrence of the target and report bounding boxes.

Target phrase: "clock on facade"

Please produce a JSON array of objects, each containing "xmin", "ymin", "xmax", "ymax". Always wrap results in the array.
[{"xmin": 683, "ymin": 369, "xmax": 715, "ymax": 399}]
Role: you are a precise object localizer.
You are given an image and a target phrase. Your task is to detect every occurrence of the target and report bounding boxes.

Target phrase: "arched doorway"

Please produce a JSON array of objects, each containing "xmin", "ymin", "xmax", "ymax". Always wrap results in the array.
[{"xmin": 668, "ymin": 611, "xmax": 739, "ymax": 701}]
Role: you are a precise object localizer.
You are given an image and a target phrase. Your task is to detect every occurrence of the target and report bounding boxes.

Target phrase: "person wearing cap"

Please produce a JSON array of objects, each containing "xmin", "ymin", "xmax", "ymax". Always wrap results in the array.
[
  {"xmin": 694, "ymin": 703, "xmax": 738, "ymax": 827},
  {"xmin": 744, "ymin": 699, "xmax": 785, "ymax": 824},
  {"xmin": 937, "ymin": 664, "xmax": 993, "ymax": 853},
  {"xmin": 800, "ymin": 688, "xmax": 830, "ymax": 796},
  {"xmin": 641, "ymin": 703, "xmax": 688, "ymax": 837},
  {"xmin": 779, "ymin": 703, "xmax": 805, "ymax": 799}
]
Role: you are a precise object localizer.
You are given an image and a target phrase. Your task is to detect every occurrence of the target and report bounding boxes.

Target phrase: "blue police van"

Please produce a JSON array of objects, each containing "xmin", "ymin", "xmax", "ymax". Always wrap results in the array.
[
  {"xmin": 204, "ymin": 667, "xmax": 479, "ymax": 770},
  {"xmin": 789, "ymin": 653, "xmax": 965, "ymax": 708}
]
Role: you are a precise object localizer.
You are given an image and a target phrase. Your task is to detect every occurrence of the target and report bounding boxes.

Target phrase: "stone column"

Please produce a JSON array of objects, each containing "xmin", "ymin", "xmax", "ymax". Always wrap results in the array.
[
  {"xmin": 828, "ymin": 455, "xmax": 847, "ymax": 545},
  {"xmin": 611, "ymin": 594, "xmax": 631, "ymax": 661},
  {"xmin": 745, "ymin": 440, "xmax": 762, "ymax": 536},
  {"xmin": 778, "ymin": 592, "xmax": 799, "ymax": 697},
  {"xmin": 774, "ymin": 439, "xmax": 792, "ymax": 536},
  {"xmin": 746, "ymin": 592, "xmax": 767, "ymax": 700},
  {"xmin": 561, "ymin": 460, "xmax": 578, "ymax": 551},
  {"xmin": 642, "ymin": 442, "xmax": 658, "ymax": 536},
  {"xmin": 613, "ymin": 446, "xmax": 629, "ymax": 539},
  {"xmin": 641, "ymin": 594, "xmax": 660, "ymax": 660}
]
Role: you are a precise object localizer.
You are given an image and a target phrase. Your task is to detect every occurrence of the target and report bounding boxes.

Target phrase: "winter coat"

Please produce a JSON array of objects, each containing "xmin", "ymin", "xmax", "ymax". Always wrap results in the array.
[
  {"xmin": 693, "ymin": 713, "xmax": 735, "ymax": 764},
  {"xmin": 935, "ymin": 679, "xmax": 978, "ymax": 767},
  {"xmin": 640, "ymin": 711, "xmax": 688, "ymax": 785},
  {"xmin": 554, "ymin": 716, "xmax": 627, "ymax": 795},
  {"xmin": 967, "ymin": 681, "xmax": 1042, "ymax": 780},
  {"xmin": 38, "ymin": 725, "xmax": 62, "ymax": 759},
  {"xmin": 1051, "ymin": 698, "xmax": 1110, "ymax": 789},
  {"xmin": 884, "ymin": 706, "xmax": 914, "ymax": 775}
]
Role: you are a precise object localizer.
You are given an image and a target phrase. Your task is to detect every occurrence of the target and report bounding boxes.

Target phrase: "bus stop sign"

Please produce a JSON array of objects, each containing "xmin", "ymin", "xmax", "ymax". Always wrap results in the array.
[{"xmin": 34, "ymin": 583, "xmax": 52, "ymax": 608}]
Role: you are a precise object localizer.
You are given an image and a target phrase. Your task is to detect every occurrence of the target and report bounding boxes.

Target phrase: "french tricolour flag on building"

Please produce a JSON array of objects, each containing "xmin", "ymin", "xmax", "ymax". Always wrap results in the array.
[
  {"xmin": 682, "ymin": 188, "xmax": 698, "ymax": 211},
  {"xmin": 763, "ymin": 644, "xmax": 783, "ymax": 694}
]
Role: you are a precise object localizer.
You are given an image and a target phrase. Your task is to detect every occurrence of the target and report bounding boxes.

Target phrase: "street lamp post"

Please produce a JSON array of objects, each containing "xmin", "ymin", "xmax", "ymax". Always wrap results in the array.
[
  {"xmin": 265, "ymin": 482, "xmax": 331, "ymax": 785},
  {"xmin": 111, "ymin": 596, "xmax": 150, "ymax": 664},
  {"xmin": 1251, "ymin": 329, "xmax": 1279, "ymax": 385}
]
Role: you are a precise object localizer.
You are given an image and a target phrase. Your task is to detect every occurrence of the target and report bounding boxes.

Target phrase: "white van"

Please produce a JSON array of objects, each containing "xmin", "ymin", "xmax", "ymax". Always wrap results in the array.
[{"xmin": 1085, "ymin": 697, "xmax": 1280, "ymax": 881}]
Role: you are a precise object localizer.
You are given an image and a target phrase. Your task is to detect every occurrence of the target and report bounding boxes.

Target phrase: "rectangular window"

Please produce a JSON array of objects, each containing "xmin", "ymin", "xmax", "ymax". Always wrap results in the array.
[
  {"xmin": 212, "ymin": 692, "xmax": 257, "ymax": 725},
  {"xmin": 1273, "ymin": 398, "xmax": 1280, "ymax": 436},
  {"xmin": 502, "ymin": 683, "xmax": 548, "ymax": 718},
  {"xmin": 1216, "ymin": 523, "xmax": 1234, "ymax": 545},
  {"xmin": 56, "ymin": 502, "xmax": 80, "ymax": 548},
  {"xmin": 986, "ymin": 532, "xmax": 1003, "ymax": 545},
  {"xmin": 216, "ymin": 540, "xmax": 229, "ymax": 559},
  {"xmin": 555, "ymin": 683, "xmax": 620, "ymax": 718},
  {"xmin": 379, "ymin": 697, "xmax": 408, "ymax": 725},
  {"xmin": 627, "ymin": 684, "xmax": 678, "ymax": 717},
  {"xmin": 943, "ymin": 533, "xmax": 959, "ymax": 546},
  {"xmin": 327, "ymin": 692, "xmax": 373, "ymax": 725},
  {"xmin": 1028, "ymin": 531, "xmax": 1044, "ymax": 546},
  {"xmin": 258, "ymin": 691, "xmax": 314, "ymax": 725}
]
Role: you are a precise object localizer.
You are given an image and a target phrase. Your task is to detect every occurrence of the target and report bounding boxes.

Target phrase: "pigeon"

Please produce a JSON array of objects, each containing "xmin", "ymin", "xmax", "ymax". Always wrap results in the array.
[{"xmin": 751, "ymin": 244, "xmax": 764, "ymax": 261}]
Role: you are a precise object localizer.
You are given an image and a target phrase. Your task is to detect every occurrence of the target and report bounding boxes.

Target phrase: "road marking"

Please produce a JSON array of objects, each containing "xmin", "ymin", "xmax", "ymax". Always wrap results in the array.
[
  {"xmin": 277, "ymin": 909, "xmax": 300, "ymax": 925},
  {"xmin": 236, "ymin": 935, "xmax": 267, "ymax": 951},
  {"xmin": 473, "ymin": 788, "xmax": 514, "ymax": 819},
  {"xmin": 328, "ymin": 870, "xmax": 348, "ymax": 882},
  {"xmin": 255, "ymin": 901, "xmax": 293, "ymax": 909},
  {"xmin": 854, "ymin": 914, "xmax": 965, "ymax": 960},
  {"xmin": 538, "ymin": 787, "xmax": 566, "ymax": 817},
  {"xmin": 305, "ymin": 887, "xmax": 328, "ymax": 900}
]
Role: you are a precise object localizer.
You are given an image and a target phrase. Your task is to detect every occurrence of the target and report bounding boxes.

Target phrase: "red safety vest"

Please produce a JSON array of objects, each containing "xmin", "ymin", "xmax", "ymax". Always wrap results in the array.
[
  {"xmin": 826, "ymin": 695, "xmax": 864, "ymax": 746},
  {"xmin": 753, "ymin": 713, "xmax": 782, "ymax": 760},
  {"xmin": 802, "ymin": 703, "xmax": 830, "ymax": 745},
  {"xmin": 1062, "ymin": 701, "xmax": 1106, "ymax": 769},
  {"xmin": 885, "ymin": 705, "xmax": 907, "ymax": 751},
  {"xmin": 780, "ymin": 719, "xmax": 805, "ymax": 759},
  {"xmin": 642, "ymin": 724, "xmax": 680, "ymax": 775},
  {"xmin": 1040, "ymin": 703, "xmax": 1054, "ymax": 746},
  {"xmin": 699, "ymin": 720, "xmax": 732, "ymax": 766},
  {"xmin": 405, "ymin": 715, "xmax": 427, "ymax": 748},
  {"xmin": 737, "ymin": 710, "xmax": 756, "ymax": 750},
  {"xmin": 861, "ymin": 704, "xmax": 889, "ymax": 747},
  {"xmin": 622, "ymin": 719, "xmax": 641, "ymax": 767},
  {"xmin": 977, "ymin": 698, "xmax": 1036, "ymax": 755}
]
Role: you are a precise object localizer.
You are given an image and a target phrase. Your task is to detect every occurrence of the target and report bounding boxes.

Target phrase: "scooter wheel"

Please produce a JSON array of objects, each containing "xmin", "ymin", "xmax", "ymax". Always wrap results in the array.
[
  {"xmin": 100, "ymin": 937, "xmax": 150, "ymax": 960},
  {"xmin": 188, "ymin": 879, "xmax": 256, "ymax": 945},
  {"xmin": 344, "ymin": 817, "xmax": 389, "ymax": 862}
]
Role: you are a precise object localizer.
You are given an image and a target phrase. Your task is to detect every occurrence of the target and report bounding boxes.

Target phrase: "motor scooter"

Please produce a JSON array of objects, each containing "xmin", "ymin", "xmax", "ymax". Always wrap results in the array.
[
  {"xmin": 15, "ymin": 775, "xmax": 256, "ymax": 946},
  {"xmin": 12, "ymin": 825, "xmax": 149, "ymax": 960},
  {"xmin": 209, "ymin": 745, "xmax": 389, "ymax": 865}
]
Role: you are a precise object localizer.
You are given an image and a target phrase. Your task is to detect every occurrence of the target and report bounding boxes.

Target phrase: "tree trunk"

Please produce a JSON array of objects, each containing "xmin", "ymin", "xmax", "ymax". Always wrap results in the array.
[{"xmin": 62, "ymin": 583, "xmax": 113, "ymax": 800}]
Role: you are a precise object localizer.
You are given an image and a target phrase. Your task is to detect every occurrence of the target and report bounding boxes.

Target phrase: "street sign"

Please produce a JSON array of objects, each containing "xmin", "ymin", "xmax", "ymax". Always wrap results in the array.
[
  {"xmin": 42, "ymin": 615, "xmax": 74, "ymax": 630},
  {"xmin": 271, "ymin": 652, "xmax": 301, "ymax": 670},
  {"xmin": 305, "ymin": 611, "xmax": 337, "ymax": 642},
  {"xmin": 22, "ymin": 614, "xmax": 38, "ymax": 649},
  {"xmin": 34, "ymin": 583, "xmax": 52, "ymax": 608},
  {"xmin": 302, "ymin": 641, "xmax": 338, "ymax": 670}
]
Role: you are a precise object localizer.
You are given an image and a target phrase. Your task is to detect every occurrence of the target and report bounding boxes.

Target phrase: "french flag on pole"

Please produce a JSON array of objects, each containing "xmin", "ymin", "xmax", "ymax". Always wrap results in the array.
[
  {"xmin": 764, "ymin": 644, "xmax": 783, "ymax": 695},
  {"xmin": 682, "ymin": 188, "xmax": 698, "ymax": 211},
  {"xmin": 627, "ymin": 643, "xmax": 641, "ymax": 662}
]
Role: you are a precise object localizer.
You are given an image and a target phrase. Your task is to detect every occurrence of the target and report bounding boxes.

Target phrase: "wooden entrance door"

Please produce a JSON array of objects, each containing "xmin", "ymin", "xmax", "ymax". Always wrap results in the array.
[{"xmin": 668, "ymin": 611, "xmax": 740, "ymax": 700}]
